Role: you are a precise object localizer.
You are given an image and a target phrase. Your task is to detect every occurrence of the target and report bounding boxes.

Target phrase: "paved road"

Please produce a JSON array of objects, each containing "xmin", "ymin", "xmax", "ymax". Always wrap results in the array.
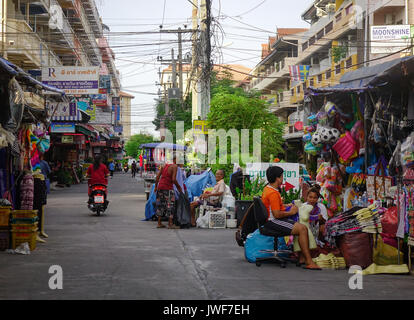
[{"xmin": 1, "ymin": 173, "xmax": 413, "ymax": 300}]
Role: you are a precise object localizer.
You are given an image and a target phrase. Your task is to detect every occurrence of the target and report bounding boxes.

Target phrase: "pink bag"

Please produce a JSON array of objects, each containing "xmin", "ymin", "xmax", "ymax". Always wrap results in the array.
[{"xmin": 332, "ymin": 132, "xmax": 357, "ymax": 161}]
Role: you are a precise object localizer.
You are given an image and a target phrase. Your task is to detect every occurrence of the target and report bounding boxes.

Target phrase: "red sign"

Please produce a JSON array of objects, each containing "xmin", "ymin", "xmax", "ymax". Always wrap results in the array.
[{"xmin": 90, "ymin": 141, "xmax": 107, "ymax": 147}]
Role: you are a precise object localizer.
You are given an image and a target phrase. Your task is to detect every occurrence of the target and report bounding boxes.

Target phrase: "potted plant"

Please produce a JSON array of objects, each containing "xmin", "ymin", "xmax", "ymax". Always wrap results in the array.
[{"xmin": 235, "ymin": 176, "xmax": 267, "ymax": 227}]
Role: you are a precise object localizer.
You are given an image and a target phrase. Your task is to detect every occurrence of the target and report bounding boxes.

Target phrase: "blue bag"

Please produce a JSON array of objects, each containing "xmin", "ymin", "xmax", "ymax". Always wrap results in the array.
[
  {"xmin": 244, "ymin": 229, "xmax": 275, "ymax": 263},
  {"xmin": 144, "ymin": 184, "xmax": 157, "ymax": 221}
]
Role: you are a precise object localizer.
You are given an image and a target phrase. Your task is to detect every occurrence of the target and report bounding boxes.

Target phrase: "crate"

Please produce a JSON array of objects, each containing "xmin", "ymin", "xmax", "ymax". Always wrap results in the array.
[
  {"xmin": 11, "ymin": 230, "xmax": 36, "ymax": 251},
  {"xmin": 0, "ymin": 230, "xmax": 10, "ymax": 251},
  {"xmin": 11, "ymin": 210, "xmax": 38, "ymax": 219},
  {"xmin": 208, "ymin": 210, "xmax": 227, "ymax": 229},
  {"xmin": 11, "ymin": 222, "xmax": 38, "ymax": 232},
  {"xmin": 11, "ymin": 217, "xmax": 39, "ymax": 225},
  {"xmin": 0, "ymin": 206, "xmax": 11, "ymax": 227}
]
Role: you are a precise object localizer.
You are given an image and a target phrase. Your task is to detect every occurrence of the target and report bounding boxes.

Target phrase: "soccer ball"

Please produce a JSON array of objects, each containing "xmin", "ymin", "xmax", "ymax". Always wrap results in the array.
[
  {"xmin": 319, "ymin": 127, "xmax": 341, "ymax": 144},
  {"xmin": 311, "ymin": 133, "xmax": 322, "ymax": 146}
]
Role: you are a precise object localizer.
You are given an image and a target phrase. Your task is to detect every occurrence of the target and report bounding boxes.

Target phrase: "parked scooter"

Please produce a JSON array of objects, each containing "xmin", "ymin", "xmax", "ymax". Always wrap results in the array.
[
  {"xmin": 88, "ymin": 184, "xmax": 109, "ymax": 216},
  {"xmin": 123, "ymin": 164, "xmax": 129, "ymax": 173}
]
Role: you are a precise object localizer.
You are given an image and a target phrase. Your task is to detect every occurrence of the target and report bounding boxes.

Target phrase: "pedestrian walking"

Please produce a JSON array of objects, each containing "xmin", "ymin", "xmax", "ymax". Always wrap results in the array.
[
  {"xmin": 154, "ymin": 155, "xmax": 182, "ymax": 229},
  {"xmin": 131, "ymin": 160, "xmax": 137, "ymax": 178},
  {"xmin": 108, "ymin": 160, "xmax": 115, "ymax": 178}
]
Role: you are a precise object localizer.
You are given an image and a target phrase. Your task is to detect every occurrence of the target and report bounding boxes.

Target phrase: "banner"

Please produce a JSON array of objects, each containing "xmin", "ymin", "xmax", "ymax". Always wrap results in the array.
[
  {"xmin": 42, "ymin": 66, "xmax": 99, "ymax": 94},
  {"xmin": 77, "ymin": 99, "xmax": 96, "ymax": 122},
  {"xmin": 50, "ymin": 122, "xmax": 75, "ymax": 133},
  {"xmin": 245, "ymin": 163, "xmax": 300, "ymax": 191},
  {"xmin": 193, "ymin": 120, "xmax": 208, "ymax": 135},
  {"xmin": 112, "ymin": 97, "xmax": 120, "ymax": 122},
  {"xmin": 99, "ymin": 75, "xmax": 111, "ymax": 94},
  {"xmin": 47, "ymin": 101, "xmax": 79, "ymax": 121},
  {"xmin": 289, "ymin": 65, "xmax": 310, "ymax": 82}
]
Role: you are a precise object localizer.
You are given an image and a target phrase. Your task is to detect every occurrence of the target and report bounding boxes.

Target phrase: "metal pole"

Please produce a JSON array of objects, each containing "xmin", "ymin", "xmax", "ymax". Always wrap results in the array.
[
  {"xmin": 178, "ymin": 28, "xmax": 183, "ymax": 104},
  {"xmin": 406, "ymin": 0, "xmax": 409, "ymax": 24},
  {"xmin": 365, "ymin": 0, "xmax": 370, "ymax": 67},
  {"xmin": 172, "ymin": 48, "xmax": 177, "ymax": 88}
]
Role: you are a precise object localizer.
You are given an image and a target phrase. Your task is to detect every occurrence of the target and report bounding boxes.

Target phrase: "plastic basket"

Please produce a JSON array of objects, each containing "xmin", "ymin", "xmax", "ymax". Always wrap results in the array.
[
  {"xmin": 11, "ymin": 230, "xmax": 36, "ymax": 251},
  {"xmin": 11, "ymin": 217, "xmax": 39, "ymax": 225},
  {"xmin": 0, "ymin": 230, "xmax": 10, "ymax": 251},
  {"xmin": 11, "ymin": 210, "xmax": 38, "ymax": 219},
  {"xmin": 11, "ymin": 222, "xmax": 38, "ymax": 232},
  {"xmin": 0, "ymin": 206, "xmax": 11, "ymax": 227},
  {"xmin": 208, "ymin": 211, "xmax": 227, "ymax": 229}
]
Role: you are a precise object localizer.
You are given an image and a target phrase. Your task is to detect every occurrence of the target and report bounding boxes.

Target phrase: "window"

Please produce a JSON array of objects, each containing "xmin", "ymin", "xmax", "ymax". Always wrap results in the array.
[
  {"xmin": 335, "ymin": 64, "xmax": 341, "ymax": 74},
  {"xmin": 325, "ymin": 22, "xmax": 333, "ymax": 34},
  {"xmin": 302, "ymin": 83, "xmax": 307, "ymax": 92},
  {"xmin": 310, "ymin": 78, "xmax": 314, "ymax": 87},
  {"xmin": 336, "ymin": 13, "xmax": 342, "ymax": 22},
  {"xmin": 318, "ymin": 74, "xmax": 323, "ymax": 83},
  {"xmin": 291, "ymin": 88, "xmax": 294, "ymax": 96},
  {"xmin": 297, "ymin": 86, "xmax": 301, "ymax": 94},
  {"xmin": 326, "ymin": 69, "xmax": 331, "ymax": 79},
  {"xmin": 345, "ymin": 5, "xmax": 353, "ymax": 15},
  {"xmin": 302, "ymin": 42, "xmax": 308, "ymax": 51},
  {"xmin": 346, "ymin": 57, "xmax": 352, "ymax": 69},
  {"xmin": 309, "ymin": 36, "xmax": 316, "ymax": 46},
  {"xmin": 317, "ymin": 29, "xmax": 324, "ymax": 40}
]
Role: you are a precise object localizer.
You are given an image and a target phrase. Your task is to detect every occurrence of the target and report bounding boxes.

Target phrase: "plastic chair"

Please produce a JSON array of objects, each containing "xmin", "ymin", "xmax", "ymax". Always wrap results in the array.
[{"xmin": 252, "ymin": 196, "xmax": 297, "ymax": 268}]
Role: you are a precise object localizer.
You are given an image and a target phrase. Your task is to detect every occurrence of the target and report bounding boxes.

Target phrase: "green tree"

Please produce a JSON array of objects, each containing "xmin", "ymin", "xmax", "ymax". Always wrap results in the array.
[
  {"xmin": 124, "ymin": 133, "xmax": 156, "ymax": 158},
  {"xmin": 207, "ymin": 87, "xmax": 285, "ymax": 165}
]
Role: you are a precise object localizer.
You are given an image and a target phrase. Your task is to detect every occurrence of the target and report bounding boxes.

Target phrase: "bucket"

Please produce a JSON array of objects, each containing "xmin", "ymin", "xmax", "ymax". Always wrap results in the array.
[{"xmin": 226, "ymin": 219, "xmax": 237, "ymax": 229}]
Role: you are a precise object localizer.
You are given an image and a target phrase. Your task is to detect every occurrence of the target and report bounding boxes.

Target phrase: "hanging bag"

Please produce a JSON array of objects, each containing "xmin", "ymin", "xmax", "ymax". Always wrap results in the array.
[{"xmin": 366, "ymin": 156, "xmax": 392, "ymax": 202}]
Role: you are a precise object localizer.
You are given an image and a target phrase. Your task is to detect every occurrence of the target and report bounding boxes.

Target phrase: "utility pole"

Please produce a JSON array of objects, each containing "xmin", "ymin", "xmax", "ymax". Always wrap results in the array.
[
  {"xmin": 171, "ymin": 48, "xmax": 177, "ymax": 88},
  {"xmin": 364, "ymin": 0, "xmax": 370, "ymax": 67},
  {"xmin": 178, "ymin": 28, "xmax": 183, "ymax": 103},
  {"xmin": 199, "ymin": 0, "xmax": 211, "ymax": 121},
  {"xmin": 191, "ymin": 1, "xmax": 199, "ymax": 120}
]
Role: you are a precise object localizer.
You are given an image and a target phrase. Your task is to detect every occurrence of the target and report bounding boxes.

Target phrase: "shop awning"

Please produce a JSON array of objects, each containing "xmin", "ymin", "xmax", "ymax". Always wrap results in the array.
[
  {"xmin": 139, "ymin": 143, "xmax": 187, "ymax": 151},
  {"xmin": 0, "ymin": 57, "xmax": 65, "ymax": 95},
  {"xmin": 76, "ymin": 124, "xmax": 94, "ymax": 136},
  {"xmin": 308, "ymin": 55, "xmax": 414, "ymax": 94}
]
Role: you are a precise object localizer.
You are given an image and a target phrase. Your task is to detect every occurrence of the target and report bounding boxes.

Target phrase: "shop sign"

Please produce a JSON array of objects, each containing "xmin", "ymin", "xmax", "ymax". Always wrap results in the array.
[
  {"xmin": 61, "ymin": 136, "xmax": 74, "ymax": 144},
  {"xmin": 112, "ymin": 97, "xmax": 120, "ymax": 122},
  {"xmin": 99, "ymin": 75, "xmax": 111, "ymax": 94},
  {"xmin": 77, "ymin": 99, "xmax": 96, "ymax": 121},
  {"xmin": 260, "ymin": 94, "xmax": 278, "ymax": 106},
  {"xmin": 370, "ymin": 25, "xmax": 411, "ymax": 54},
  {"xmin": 90, "ymin": 93, "xmax": 108, "ymax": 107},
  {"xmin": 51, "ymin": 122, "xmax": 75, "ymax": 133},
  {"xmin": 245, "ymin": 163, "xmax": 300, "ymax": 191},
  {"xmin": 90, "ymin": 141, "xmax": 107, "ymax": 147},
  {"xmin": 48, "ymin": 101, "xmax": 77, "ymax": 117},
  {"xmin": 193, "ymin": 120, "xmax": 208, "ymax": 135},
  {"xmin": 42, "ymin": 66, "xmax": 99, "ymax": 95},
  {"xmin": 114, "ymin": 126, "xmax": 123, "ymax": 133}
]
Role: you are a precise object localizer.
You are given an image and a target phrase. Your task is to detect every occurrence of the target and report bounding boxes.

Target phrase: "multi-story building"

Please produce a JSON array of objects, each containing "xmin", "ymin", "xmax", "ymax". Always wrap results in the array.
[
  {"xmin": 119, "ymin": 91, "xmax": 135, "ymax": 141},
  {"xmin": 1, "ymin": 0, "xmax": 123, "ymax": 163}
]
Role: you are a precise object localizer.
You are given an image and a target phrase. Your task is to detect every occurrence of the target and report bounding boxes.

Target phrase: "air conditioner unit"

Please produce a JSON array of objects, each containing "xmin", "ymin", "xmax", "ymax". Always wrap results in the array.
[
  {"xmin": 316, "ymin": 8, "xmax": 327, "ymax": 17},
  {"xmin": 326, "ymin": 3, "xmax": 336, "ymax": 13},
  {"xmin": 385, "ymin": 14, "xmax": 395, "ymax": 25}
]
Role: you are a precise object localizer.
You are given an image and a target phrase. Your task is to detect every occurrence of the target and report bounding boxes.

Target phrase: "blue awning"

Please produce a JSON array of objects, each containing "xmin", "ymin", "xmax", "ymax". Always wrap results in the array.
[
  {"xmin": 140, "ymin": 142, "xmax": 187, "ymax": 151},
  {"xmin": 0, "ymin": 57, "xmax": 65, "ymax": 95},
  {"xmin": 307, "ymin": 56, "xmax": 414, "ymax": 95}
]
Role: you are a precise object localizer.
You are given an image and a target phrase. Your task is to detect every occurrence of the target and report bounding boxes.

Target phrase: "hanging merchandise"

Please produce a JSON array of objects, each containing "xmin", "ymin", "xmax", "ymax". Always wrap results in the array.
[
  {"xmin": 366, "ymin": 157, "xmax": 392, "ymax": 203},
  {"xmin": 3, "ymin": 78, "xmax": 25, "ymax": 133},
  {"xmin": 332, "ymin": 132, "xmax": 357, "ymax": 162},
  {"xmin": 401, "ymin": 133, "xmax": 414, "ymax": 169}
]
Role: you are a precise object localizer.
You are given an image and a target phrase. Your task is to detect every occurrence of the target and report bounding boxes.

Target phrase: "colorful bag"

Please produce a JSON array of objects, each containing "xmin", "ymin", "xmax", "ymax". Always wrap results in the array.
[
  {"xmin": 244, "ymin": 229, "xmax": 274, "ymax": 263},
  {"xmin": 332, "ymin": 132, "xmax": 357, "ymax": 162}
]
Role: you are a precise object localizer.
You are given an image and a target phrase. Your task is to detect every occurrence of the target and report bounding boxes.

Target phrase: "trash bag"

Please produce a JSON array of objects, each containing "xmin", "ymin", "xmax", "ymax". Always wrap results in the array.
[
  {"xmin": 184, "ymin": 169, "xmax": 216, "ymax": 201},
  {"xmin": 244, "ymin": 229, "xmax": 275, "ymax": 263},
  {"xmin": 176, "ymin": 191, "xmax": 191, "ymax": 227},
  {"xmin": 144, "ymin": 184, "xmax": 157, "ymax": 221},
  {"xmin": 196, "ymin": 211, "xmax": 209, "ymax": 228},
  {"xmin": 3, "ymin": 78, "xmax": 25, "ymax": 133},
  {"xmin": 338, "ymin": 231, "xmax": 373, "ymax": 269}
]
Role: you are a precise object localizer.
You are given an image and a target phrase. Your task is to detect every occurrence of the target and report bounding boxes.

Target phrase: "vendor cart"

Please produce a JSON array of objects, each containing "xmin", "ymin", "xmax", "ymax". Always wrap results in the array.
[{"xmin": 140, "ymin": 142, "xmax": 187, "ymax": 200}]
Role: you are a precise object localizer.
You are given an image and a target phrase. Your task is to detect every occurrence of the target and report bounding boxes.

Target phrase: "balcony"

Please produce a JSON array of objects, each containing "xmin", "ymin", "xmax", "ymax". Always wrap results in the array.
[
  {"xmin": 4, "ymin": 19, "xmax": 62, "ymax": 69},
  {"xmin": 297, "ymin": 3, "xmax": 357, "ymax": 65},
  {"xmin": 270, "ymin": 90, "xmax": 296, "ymax": 116},
  {"xmin": 250, "ymin": 57, "xmax": 297, "ymax": 92},
  {"xmin": 290, "ymin": 54, "xmax": 358, "ymax": 104}
]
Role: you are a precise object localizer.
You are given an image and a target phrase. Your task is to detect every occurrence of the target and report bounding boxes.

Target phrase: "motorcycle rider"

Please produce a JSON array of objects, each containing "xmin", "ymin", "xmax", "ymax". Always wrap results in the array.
[{"xmin": 86, "ymin": 156, "xmax": 109, "ymax": 203}]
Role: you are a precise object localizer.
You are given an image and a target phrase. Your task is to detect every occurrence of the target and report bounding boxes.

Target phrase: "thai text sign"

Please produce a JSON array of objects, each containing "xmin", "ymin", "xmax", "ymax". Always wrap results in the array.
[
  {"xmin": 371, "ymin": 25, "xmax": 411, "ymax": 54},
  {"xmin": 42, "ymin": 67, "xmax": 99, "ymax": 94},
  {"xmin": 246, "ymin": 163, "xmax": 300, "ymax": 191},
  {"xmin": 193, "ymin": 120, "xmax": 208, "ymax": 135}
]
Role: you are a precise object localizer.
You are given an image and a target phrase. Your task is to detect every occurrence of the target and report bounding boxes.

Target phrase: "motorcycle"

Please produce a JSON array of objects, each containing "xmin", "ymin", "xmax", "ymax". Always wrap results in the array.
[
  {"xmin": 88, "ymin": 184, "xmax": 109, "ymax": 216},
  {"xmin": 123, "ymin": 165, "xmax": 129, "ymax": 173}
]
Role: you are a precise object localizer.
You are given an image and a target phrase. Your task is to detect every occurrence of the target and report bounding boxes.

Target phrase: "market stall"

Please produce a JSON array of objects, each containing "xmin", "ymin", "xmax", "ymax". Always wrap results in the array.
[
  {"xmin": 0, "ymin": 57, "xmax": 65, "ymax": 252},
  {"xmin": 299, "ymin": 56, "xmax": 414, "ymax": 272}
]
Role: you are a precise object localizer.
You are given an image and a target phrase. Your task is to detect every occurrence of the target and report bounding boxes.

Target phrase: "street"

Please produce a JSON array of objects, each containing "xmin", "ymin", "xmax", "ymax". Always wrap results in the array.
[{"xmin": 0, "ymin": 173, "xmax": 413, "ymax": 300}]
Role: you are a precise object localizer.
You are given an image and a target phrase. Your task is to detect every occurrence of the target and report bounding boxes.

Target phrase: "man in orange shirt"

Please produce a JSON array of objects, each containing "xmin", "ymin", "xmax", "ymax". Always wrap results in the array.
[{"xmin": 261, "ymin": 166, "xmax": 321, "ymax": 270}]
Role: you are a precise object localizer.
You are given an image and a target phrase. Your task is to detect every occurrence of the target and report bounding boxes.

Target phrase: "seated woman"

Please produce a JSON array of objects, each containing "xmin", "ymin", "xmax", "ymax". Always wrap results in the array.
[
  {"xmin": 190, "ymin": 170, "xmax": 226, "ymax": 227},
  {"xmin": 296, "ymin": 185, "xmax": 328, "ymax": 264}
]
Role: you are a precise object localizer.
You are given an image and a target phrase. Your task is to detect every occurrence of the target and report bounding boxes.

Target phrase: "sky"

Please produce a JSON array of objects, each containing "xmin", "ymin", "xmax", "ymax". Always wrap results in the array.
[{"xmin": 97, "ymin": 0, "xmax": 312, "ymax": 137}]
